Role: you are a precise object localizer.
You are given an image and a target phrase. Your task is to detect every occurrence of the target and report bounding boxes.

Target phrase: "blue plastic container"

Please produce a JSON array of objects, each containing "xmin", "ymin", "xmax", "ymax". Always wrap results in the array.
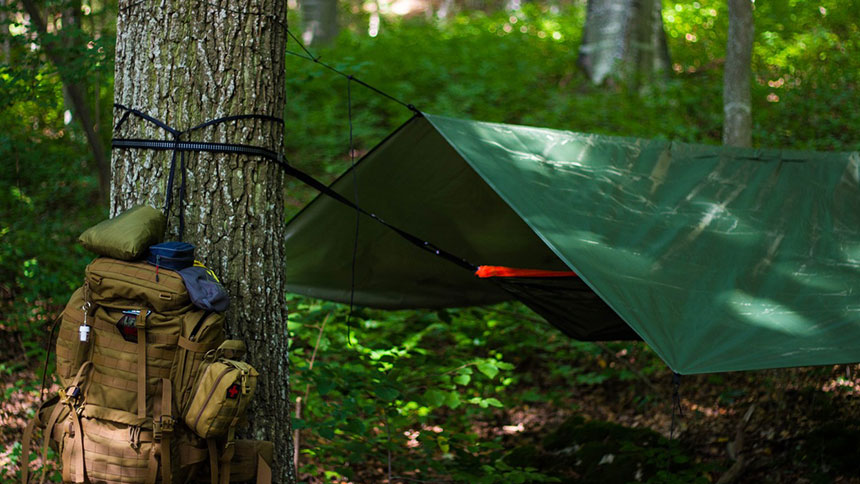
[{"xmin": 146, "ymin": 241, "xmax": 195, "ymax": 271}]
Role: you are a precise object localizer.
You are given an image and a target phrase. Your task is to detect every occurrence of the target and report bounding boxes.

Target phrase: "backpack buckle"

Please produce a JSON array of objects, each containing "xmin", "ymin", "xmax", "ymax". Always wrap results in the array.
[{"xmin": 153, "ymin": 416, "xmax": 175, "ymax": 441}]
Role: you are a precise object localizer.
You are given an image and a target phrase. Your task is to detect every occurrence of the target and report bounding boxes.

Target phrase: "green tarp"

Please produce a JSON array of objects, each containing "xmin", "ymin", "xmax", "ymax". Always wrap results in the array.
[{"xmin": 285, "ymin": 114, "xmax": 860, "ymax": 374}]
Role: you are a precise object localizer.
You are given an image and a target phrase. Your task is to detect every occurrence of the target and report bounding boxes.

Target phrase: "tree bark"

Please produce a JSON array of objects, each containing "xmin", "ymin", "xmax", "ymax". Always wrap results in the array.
[
  {"xmin": 577, "ymin": 0, "xmax": 671, "ymax": 86},
  {"xmin": 20, "ymin": 0, "xmax": 111, "ymax": 200},
  {"xmin": 723, "ymin": 0, "xmax": 754, "ymax": 147},
  {"xmin": 110, "ymin": 0, "xmax": 293, "ymax": 482}
]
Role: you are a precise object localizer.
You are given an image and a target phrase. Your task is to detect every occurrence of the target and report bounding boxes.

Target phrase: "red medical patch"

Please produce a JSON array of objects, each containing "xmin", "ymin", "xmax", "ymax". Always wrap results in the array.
[{"xmin": 226, "ymin": 383, "xmax": 240, "ymax": 399}]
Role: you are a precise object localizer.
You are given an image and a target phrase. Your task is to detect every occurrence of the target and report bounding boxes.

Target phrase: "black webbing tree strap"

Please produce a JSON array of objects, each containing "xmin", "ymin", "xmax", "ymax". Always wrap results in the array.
[
  {"xmin": 114, "ymin": 104, "xmax": 286, "ymax": 241},
  {"xmin": 111, "ymin": 105, "xmax": 478, "ymax": 273}
]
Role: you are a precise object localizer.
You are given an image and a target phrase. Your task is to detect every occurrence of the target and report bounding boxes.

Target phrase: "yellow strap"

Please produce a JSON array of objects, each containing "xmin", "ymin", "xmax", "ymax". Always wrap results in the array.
[
  {"xmin": 207, "ymin": 439, "xmax": 220, "ymax": 484},
  {"xmin": 20, "ymin": 417, "xmax": 36, "ymax": 484},
  {"xmin": 69, "ymin": 409, "xmax": 86, "ymax": 483},
  {"xmin": 257, "ymin": 454, "xmax": 273, "ymax": 484},
  {"xmin": 91, "ymin": 353, "xmax": 172, "ymax": 379},
  {"xmin": 158, "ymin": 378, "xmax": 174, "ymax": 484},
  {"xmin": 219, "ymin": 458, "xmax": 231, "ymax": 484},
  {"xmin": 91, "ymin": 317, "xmax": 178, "ymax": 344},
  {"xmin": 146, "ymin": 446, "xmax": 159, "ymax": 484},
  {"xmin": 179, "ymin": 443, "xmax": 208, "ymax": 466},
  {"xmin": 178, "ymin": 336, "xmax": 222, "ymax": 353},
  {"xmin": 135, "ymin": 309, "xmax": 147, "ymax": 419},
  {"xmin": 38, "ymin": 403, "xmax": 66, "ymax": 484}
]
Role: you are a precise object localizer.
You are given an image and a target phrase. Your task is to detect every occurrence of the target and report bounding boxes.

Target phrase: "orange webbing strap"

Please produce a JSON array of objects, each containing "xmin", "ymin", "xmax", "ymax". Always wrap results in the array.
[
  {"xmin": 256, "ymin": 454, "xmax": 273, "ymax": 484},
  {"xmin": 155, "ymin": 378, "xmax": 174, "ymax": 484},
  {"xmin": 135, "ymin": 309, "xmax": 148, "ymax": 419},
  {"xmin": 474, "ymin": 265, "xmax": 578, "ymax": 278},
  {"xmin": 207, "ymin": 439, "xmax": 220, "ymax": 484}
]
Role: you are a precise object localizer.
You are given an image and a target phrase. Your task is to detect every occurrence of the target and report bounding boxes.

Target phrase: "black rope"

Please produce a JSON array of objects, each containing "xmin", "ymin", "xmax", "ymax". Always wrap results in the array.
[
  {"xmin": 111, "ymin": 106, "xmax": 478, "ymax": 273},
  {"xmin": 285, "ymin": 28, "xmax": 419, "ymax": 115},
  {"xmin": 670, "ymin": 372, "xmax": 684, "ymax": 440},
  {"xmin": 179, "ymin": 149, "xmax": 187, "ymax": 238},
  {"xmin": 40, "ymin": 313, "xmax": 63, "ymax": 400},
  {"xmin": 347, "ymin": 77, "xmax": 358, "ymax": 346}
]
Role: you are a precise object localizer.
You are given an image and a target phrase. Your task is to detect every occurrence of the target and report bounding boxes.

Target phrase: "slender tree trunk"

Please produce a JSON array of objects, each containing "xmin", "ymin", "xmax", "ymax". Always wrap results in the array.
[
  {"xmin": 723, "ymin": 0, "xmax": 754, "ymax": 147},
  {"xmin": 578, "ymin": 0, "xmax": 670, "ymax": 86},
  {"xmin": 1, "ymin": 0, "xmax": 10, "ymax": 63},
  {"xmin": 300, "ymin": 0, "xmax": 338, "ymax": 45},
  {"xmin": 110, "ymin": 1, "xmax": 294, "ymax": 482}
]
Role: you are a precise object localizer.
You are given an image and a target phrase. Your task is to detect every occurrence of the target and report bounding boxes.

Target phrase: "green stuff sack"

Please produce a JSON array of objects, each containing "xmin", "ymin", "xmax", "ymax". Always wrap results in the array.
[
  {"xmin": 184, "ymin": 344, "xmax": 258, "ymax": 439},
  {"xmin": 79, "ymin": 205, "xmax": 166, "ymax": 260}
]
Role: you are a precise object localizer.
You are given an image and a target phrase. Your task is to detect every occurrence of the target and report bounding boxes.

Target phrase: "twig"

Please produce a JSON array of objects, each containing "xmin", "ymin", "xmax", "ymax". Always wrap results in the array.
[
  {"xmin": 716, "ymin": 403, "xmax": 756, "ymax": 484},
  {"xmin": 293, "ymin": 311, "xmax": 331, "ymax": 472},
  {"xmin": 593, "ymin": 342, "xmax": 660, "ymax": 394}
]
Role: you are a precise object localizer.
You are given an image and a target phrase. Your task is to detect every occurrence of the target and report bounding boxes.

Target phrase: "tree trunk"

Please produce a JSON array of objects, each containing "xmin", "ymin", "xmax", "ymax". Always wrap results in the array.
[
  {"xmin": 723, "ymin": 0, "xmax": 754, "ymax": 147},
  {"xmin": 300, "ymin": 0, "xmax": 338, "ymax": 46},
  {"xmin": 110, "ymin": 1, "xmax": 294, "ymax": 482},
  {"xmin": 577, "ymin": 0, "xmax": 671, "ymax": 86},
  {"xmin": 1, "ymin": 0, "xmax": 10, "ymax": 63}
]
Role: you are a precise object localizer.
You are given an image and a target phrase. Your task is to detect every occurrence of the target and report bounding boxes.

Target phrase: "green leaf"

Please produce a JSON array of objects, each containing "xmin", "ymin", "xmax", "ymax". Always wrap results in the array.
[
  {"xmin": 453, "ymin": 373, "xmax": 471, "ymax": 386},
  {"xmin": 423, "ymin": 389, "xmax": 447, "ymax": 407},
  {"xmin": 445, "ymin": 391, "xmax": 461, "ymax": 409},
  {"xmin": 484, "ymin": 398, "xmax": 503, "ymax": 408},
  {"xmin": 476, "ymin": 360, "xmax": 499, "ymax": 379},
  {"xmin": 374, "ymin": 385, "xmax": 399, "ymax": 402}
]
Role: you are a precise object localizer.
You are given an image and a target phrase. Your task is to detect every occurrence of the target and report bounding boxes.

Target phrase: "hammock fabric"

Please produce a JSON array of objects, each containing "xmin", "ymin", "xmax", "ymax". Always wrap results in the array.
[{"xmin": 284, "ymin": 113, "xmax": 860, "ymax": 375}]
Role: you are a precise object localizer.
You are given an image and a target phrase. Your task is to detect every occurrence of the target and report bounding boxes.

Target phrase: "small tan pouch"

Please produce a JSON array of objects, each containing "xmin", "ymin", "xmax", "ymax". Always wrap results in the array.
[{"xmin": 184, "ymin": 340, "xmax": 258, "ymax": 439}]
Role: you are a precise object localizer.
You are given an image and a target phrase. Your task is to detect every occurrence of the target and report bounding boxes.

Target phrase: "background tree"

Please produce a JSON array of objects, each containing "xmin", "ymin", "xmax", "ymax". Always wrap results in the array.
[
  {"xmin": 110, "ymin": 0, "xmax": 294, "ymax": 481},
  {"xmin": 723, "ymin": 0, "xmax": 753, "ymax": 147},
  {"xmin": 577, "ymin": 0, "xmax": 671, "ymax": 86},
  {"xmin": 20, "ymin": 0, "xmax": 111, "ymax": 199},
  {"xmin": 301, "ymin": 0, "xmax": 338, "ymax": 45}
]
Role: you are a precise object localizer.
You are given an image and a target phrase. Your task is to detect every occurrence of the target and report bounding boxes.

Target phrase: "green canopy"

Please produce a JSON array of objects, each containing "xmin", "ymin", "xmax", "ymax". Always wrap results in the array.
[{"xmin": 285, "ymin": 114, "xmax": 860, "ymax": 374}]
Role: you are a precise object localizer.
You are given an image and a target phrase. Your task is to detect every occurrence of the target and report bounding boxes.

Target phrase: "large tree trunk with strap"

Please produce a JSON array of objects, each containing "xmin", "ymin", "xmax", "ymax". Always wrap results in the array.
[{"xmin": 109, "ymin": 1, "xmax": 294, "ymax": 482}]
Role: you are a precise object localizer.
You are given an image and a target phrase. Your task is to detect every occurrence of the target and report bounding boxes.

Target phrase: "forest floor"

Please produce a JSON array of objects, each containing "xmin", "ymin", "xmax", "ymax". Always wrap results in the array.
[{"xmin": 4, "ymin": 321, "xmax": 860, "ymax": 484}]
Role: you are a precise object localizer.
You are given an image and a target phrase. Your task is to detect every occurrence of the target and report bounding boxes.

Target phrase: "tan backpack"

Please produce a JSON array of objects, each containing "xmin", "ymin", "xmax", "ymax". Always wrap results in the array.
[{"xmin": 21, "ymin": 257, "xmax": 272, "ymax": 484}]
